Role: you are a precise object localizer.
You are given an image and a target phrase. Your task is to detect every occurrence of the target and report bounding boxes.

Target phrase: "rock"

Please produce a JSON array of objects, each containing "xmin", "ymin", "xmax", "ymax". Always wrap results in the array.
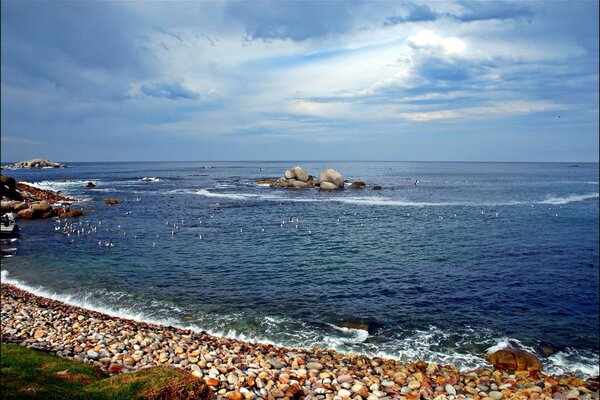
[
  {"xmin": 338, "ymin": 374, "xmax": 354, "ymax": 384},
  {"xmin": 1, "ymin": 201, "xmax": 14, "ymax": 212},
  {"xmin": 486, "ymin": 344, "xmax": 543, "ymax": 371},
  {"xmin": 291, "ymin": 166, "xmax": 309, "ymax": 182},
  {"xmin": 31, "ymin": 201, "xmax": 51, "ymax": 213},
  {"xmin": 349, "ymin": 181, "xmax": 366, "ymax": 189},
  {"xmin": 488, "ymin": 391, "xmax": 504, "ymax": 399},
  {"xmin": 289, "ymin": 180, "xmax": 309, "ymax": 189},
  {"xmin": 104, "ymin": 198, "xmax": 121, "ymax": 206},
  {"xmin": 33, "ymin": 329, "xmax": 44, "ymax": 339},
  {"xmin": 306, "ymin": 362, "xmax": 324, "ymax": 370},
  {"xmin": 338, "ymin": 388, "xmax": 352, "ymax": 398},
  {"xmin": 318, "ymin": 169, "xmax": 344, "ymax": 188},
  {"xmin": 87, "ymin": 349, "xmax": 99, "ymax": 358},
  {"xmin": 270, "ymin": 180, "xmax": 289, "ymax": 188},
  {"xmin": 17, "ymin": 208, "xmax": 34, "ymax": 219},
  {"xmin": 86, "ymin": 181, "xmax": 96, "ymax": 188},
  {"xmin": 269, "ymin": 359, "xmax": 286, "ymax": 369},
  {"xmin": 372, "ymin": 185, "xmax": 383, "ymax": 191},
  {"xmin": 57, "ymin": 207, "xmax": 85, "ymax": 218},
  {"xmin": 226, "ymin": 391, "xmax": 244, "ymax": 400},
  {"xmin": 10, "ymin": 159, "xmax": 65, "ymax": 169},
  {"xmin": 256, "ymin": 178, "xmax": 279, "ymax": 185},
  {"xmin": 284, "ymin": 170, "xmax": 295, "ymax": 179},
  {"xmin": 206, "ymin": 377, "xmax": 220, "ymax": 386},
  {"xmin": 408, "ymin": 381, "xmax": 421, "ymax": 390},
  {"xmin": 445, "ymin": 384, "xmax": 457, "ymax": 395},
  {"xmin": 319, "ymin": 182, "xmax": 339, "ymax": 190}
]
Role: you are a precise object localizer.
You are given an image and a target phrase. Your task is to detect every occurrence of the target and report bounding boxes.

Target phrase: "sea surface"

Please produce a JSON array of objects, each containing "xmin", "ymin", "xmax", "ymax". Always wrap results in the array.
[{"xmin": 1, "ymin": 161, "xmax": 598, "ymax": 377}]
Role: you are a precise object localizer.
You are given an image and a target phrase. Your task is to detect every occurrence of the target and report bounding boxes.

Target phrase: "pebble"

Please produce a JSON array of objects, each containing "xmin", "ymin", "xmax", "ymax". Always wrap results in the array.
[{"xmin": 1, "ymin": 284, "xmax": 596, "ymax": 400}]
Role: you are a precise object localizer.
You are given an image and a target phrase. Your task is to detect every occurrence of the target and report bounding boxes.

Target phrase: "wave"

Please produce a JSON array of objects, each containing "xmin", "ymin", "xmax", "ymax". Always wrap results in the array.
[
  {"xmin": 193, "ymin": 189, "xmax": 599, "ymax": 208},
  {"xmin": 538, "ymin": 193, "xmax": 599, "ymax": 205},
  {"xmin": 2, "ymin": 270, "xmax": 597, "ymax": 378}
]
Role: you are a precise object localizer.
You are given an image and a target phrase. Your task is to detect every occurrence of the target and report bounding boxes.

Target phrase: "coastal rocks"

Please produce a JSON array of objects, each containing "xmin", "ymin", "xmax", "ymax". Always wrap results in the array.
[
  {"xmin": 2, "ymin": 283, "xmax": 595, "ymax": 400},
  {"xmin": 486, "ymin": 343, "xmax": 543, "ymax": 371},
  {"xmin": 372, "ymin": 185, "xmax": 383, "ymax": 190},
  {"xmin": 3, "ymin": 159, "xmax": 65, "ymax": 169},
  {"xmin": 318, "ymin": 169, "xmax": 344, "ymax": 189},
  {"xmin": 104, "ymin": 198, "xmax": 121, "ymax": 206},
  {"xmin": 348, "ymin": 181, "xmax": 366, "ymax": 189},
  {"xmin": 57, "ymin": 207, "xmax": 85, "ymax": 219},
  {"xmin": 270, "ymin": 166, "xmax": 314, "ymax": 189},
  {"xmin": 86, "ymin": 181, "xmax": 96, "ymax": 188},
  {"xmin": 1, "ymin": 175, "xmax": 23, "ymax": 201}
]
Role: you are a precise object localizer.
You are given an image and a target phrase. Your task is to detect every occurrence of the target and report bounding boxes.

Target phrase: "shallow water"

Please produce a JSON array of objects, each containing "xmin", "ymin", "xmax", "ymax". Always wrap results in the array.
[{"xmin": 1, "ymin": 161, "xmax": 598, "ymax": 377}]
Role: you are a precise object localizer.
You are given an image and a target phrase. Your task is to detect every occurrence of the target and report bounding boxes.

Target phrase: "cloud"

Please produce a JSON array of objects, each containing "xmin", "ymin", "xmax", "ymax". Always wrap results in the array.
[
  {"xmin": 398, "ymin": 100, "xmax": 560, "ymax": 121},
  {"xmin": 128, "ymin": 80, "xmax": 200, "ymax": 100},
  {"xmin": 225, "ymin": 1, "xmax": 361, "ymax": 41},
  {"xmin": 453, "ymin": 1, "xmax": 533, "ymax": 22},
  {"xmin": 384, "ymin": 3, "xmax": 439, "ymax": 25}
]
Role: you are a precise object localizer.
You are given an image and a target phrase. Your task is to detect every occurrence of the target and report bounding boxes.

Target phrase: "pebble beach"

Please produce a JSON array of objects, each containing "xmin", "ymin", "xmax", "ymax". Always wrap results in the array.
[{"xmin": 2, "ymin": 283, "xmax": 598, "ymax": 400}]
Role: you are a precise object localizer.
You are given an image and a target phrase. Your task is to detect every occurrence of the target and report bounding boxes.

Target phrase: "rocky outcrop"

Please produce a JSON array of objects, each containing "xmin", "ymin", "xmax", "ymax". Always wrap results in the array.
[
  {"xmin": 270, "ymin": 166, "xmax": 314, "ymax": 189},
  {"xmin": 486, "ymin": 344, "xmax": 543, "ymax": 371},
  {"xmin": 3, "ymin": 159, "xmax": 65, "ymax": 169},
  {"xmin": 349, "ymin": 181, "xmax": 366, "ymax": 189},
  {"xmin": 86, "ymin": 181, "xmax": 96, "ymax": 188},
  {"xmin": 1, "ymin": 180, "xmax": 81, "ymax": 219},
  {"xmin": 372, "ymin": 185, "xmax": 383, "ymax": 191},
  {"xmin": 104, "ymin": 198, "xmax": 121, "ymax": 206},
  {"xmin": 318, "ymin": 169, "xmax": 344, "ymax": 189}
]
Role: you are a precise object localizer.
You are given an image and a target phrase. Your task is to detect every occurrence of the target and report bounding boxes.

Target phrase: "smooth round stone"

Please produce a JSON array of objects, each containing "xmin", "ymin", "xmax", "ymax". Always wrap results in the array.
[
  {"xmin": 192, "ymin": 369, "xmax": 203, "ymax": 378},
  {"xmin": 228, "ymin": 373, "xmax": 239, "ymax": 384},
  {"xmin": 499, "ymin": 384, "xmax": 512, "ymax": 390},
  {"xmin": 338, "ymin": 375, "xmax": 353, "ymax": 384},
  {"xmin": 338, "ymin": 389, "xmax": 352, "ymax": 398},
  {"xmin": 445, "ymin": 384, "xmax": 457, "ymax": 395},
  {"xmin": 86, "ymin": 349, "xmax": 99, "ymax": 358},
  {"xmin": 564, "ymin": 390, "xmax": 579, "ymax": 398},
  {"xmin": 401, "ymin": 386, "xmax": 411, "ymax": 394},
  {"xmin": 488, "ymin": 390, "xmax": 503, "ymax": 400},
  {"xmin": 408, "ymin": 381, "xmax": 421, "ymax": 390},
  {"xmin": 340, "ymin": 382, "xmax": 351, "ymax": 389},
  {"xmin": 307, "ymin": 362, "xmax": 324, "ymax": 370},
  {"xmin": 477, "ymin": 385, "xmax": 490, "ymax": 392},
  {"xmin": 382, "ymin": 380, "xmax": 395, "ymax": 389}
]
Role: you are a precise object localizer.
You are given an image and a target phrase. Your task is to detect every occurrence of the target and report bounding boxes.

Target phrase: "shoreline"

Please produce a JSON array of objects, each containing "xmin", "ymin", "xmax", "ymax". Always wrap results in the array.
[{"xmin": 2, "ymin": 283, "xmax": 598, "ymax": 400}]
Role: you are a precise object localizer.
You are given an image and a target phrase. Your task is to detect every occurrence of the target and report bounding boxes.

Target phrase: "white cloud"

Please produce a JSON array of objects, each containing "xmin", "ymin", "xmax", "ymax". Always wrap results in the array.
[
  {"xmin": 407, "ymin": 30, "xmax": 466, "ymax": 55},
  {"xmin": 398, "ymin": 100, "xmax": 560, "ymax": 121}
]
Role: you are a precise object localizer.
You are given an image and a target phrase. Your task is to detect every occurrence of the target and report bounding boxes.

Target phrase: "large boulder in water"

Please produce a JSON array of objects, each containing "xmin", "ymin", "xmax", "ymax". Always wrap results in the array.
[
  {"xmin": 319, "ymin": 182, "xmax": 339, "ymax": 190},
  {"xmin": 318, "ymin": 169, "xmax": 344, "ymax": 189},
  {"xmin": 291, "ymin": 166, "xmax": 309, "ymax": 182},
  {"xmin": 486, "ymin": 343, "xmax": 543, "ymax": 371}
]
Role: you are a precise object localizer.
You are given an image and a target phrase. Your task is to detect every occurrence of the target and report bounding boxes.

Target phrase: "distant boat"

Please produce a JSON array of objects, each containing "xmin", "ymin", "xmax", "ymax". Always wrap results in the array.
[{"xmin": 1, "ymin": 213, "xmax": 19, "ymax": 234}]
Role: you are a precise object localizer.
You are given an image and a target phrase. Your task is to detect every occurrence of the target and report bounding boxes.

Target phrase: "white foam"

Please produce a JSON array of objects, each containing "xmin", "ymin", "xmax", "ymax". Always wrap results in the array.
[
  {"xmin": 141, "ymin": 177, "xmax": 160, "ymax": 182},
  {"xmin": 485, "ymin": 338, "xmax": 537, "ymax": 355},
  {"xmin": 538, "ymin": 193, "xmax": 599, "ymax": 205},
  {"xmin": 546, "ymin": 350, "xmax": 600, "ymax": 377}
]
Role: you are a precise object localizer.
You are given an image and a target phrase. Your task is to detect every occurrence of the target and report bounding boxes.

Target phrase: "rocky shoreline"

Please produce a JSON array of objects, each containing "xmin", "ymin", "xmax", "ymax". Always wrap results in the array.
[{"xmin": 1, "ymin": 284, "xmax": 598, "ymax": 400}]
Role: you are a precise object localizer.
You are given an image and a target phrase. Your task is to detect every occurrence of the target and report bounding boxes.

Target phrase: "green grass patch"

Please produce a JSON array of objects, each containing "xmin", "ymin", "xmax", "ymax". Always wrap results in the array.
[{"xmin": 0, "ymin": 343, "xmax": 212, "ymax": 399}]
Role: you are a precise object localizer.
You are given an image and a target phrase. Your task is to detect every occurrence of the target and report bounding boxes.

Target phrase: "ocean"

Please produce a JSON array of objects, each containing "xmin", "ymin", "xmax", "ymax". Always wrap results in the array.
[{"xmin": 1, "ymin": 161, "xmax": 598, "ymax": 378}]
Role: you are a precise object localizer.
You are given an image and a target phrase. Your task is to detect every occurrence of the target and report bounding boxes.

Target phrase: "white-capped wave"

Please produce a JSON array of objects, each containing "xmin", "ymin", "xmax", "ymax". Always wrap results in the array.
[
  {"xmin": 141, "ymin": 177, "xmax": 160, "ymax": 182},
  {"xmin": 546, "ymin": 350, "xmax": 600, "ymax": 377},
  {"xmin": 538, "ymin": 193, "xmax": 598, "ymax": 205},
  {"xmin": 2, "ymin": 269, "xmax": 598, "ymax": 378}
]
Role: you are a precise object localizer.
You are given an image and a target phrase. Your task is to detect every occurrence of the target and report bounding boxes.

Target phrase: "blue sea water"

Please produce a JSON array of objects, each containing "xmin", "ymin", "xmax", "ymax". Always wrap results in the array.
[{"xmin": 1, "ymin": 161, "xmax": 599, "ymax": 377}]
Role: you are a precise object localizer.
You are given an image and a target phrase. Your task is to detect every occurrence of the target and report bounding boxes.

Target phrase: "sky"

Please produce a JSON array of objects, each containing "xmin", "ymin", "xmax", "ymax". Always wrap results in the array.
[{"xmin": 1, "ymin": 0, "xmax": 598, "ymax": 162}]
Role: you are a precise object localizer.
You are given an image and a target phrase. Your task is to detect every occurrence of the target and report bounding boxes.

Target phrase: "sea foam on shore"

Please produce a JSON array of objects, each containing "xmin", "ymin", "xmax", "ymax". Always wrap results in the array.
[{"xmin": 2, "ymin": 282, "xmax": 598, "ymax": 400}]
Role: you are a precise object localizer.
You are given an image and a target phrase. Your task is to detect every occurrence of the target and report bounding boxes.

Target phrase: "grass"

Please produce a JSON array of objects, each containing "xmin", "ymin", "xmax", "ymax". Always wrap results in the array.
[{"xmin": 0, "ymin": 343, "xmax": 213, "ymax": 400}]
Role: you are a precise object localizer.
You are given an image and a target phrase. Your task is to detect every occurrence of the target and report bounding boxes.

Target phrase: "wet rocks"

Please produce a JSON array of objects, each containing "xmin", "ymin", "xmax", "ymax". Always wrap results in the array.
[
  {"xmin": 486, "ymin": 343, "xmax": 543, "ymax": 371},
  {"xmin": 86, "ymin": 181, "xmax": 96, "ymax": 188},
  {"xmin": 1, "ymin": 283, "xmax": 596, "ymax": 400},
  {"xmin": 349, "ymin": 181, "xmax": 366, "ymax": 189},
  {"xmin": 104, "ymin": 198, "xmax": 121, "ymax": 206}
]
